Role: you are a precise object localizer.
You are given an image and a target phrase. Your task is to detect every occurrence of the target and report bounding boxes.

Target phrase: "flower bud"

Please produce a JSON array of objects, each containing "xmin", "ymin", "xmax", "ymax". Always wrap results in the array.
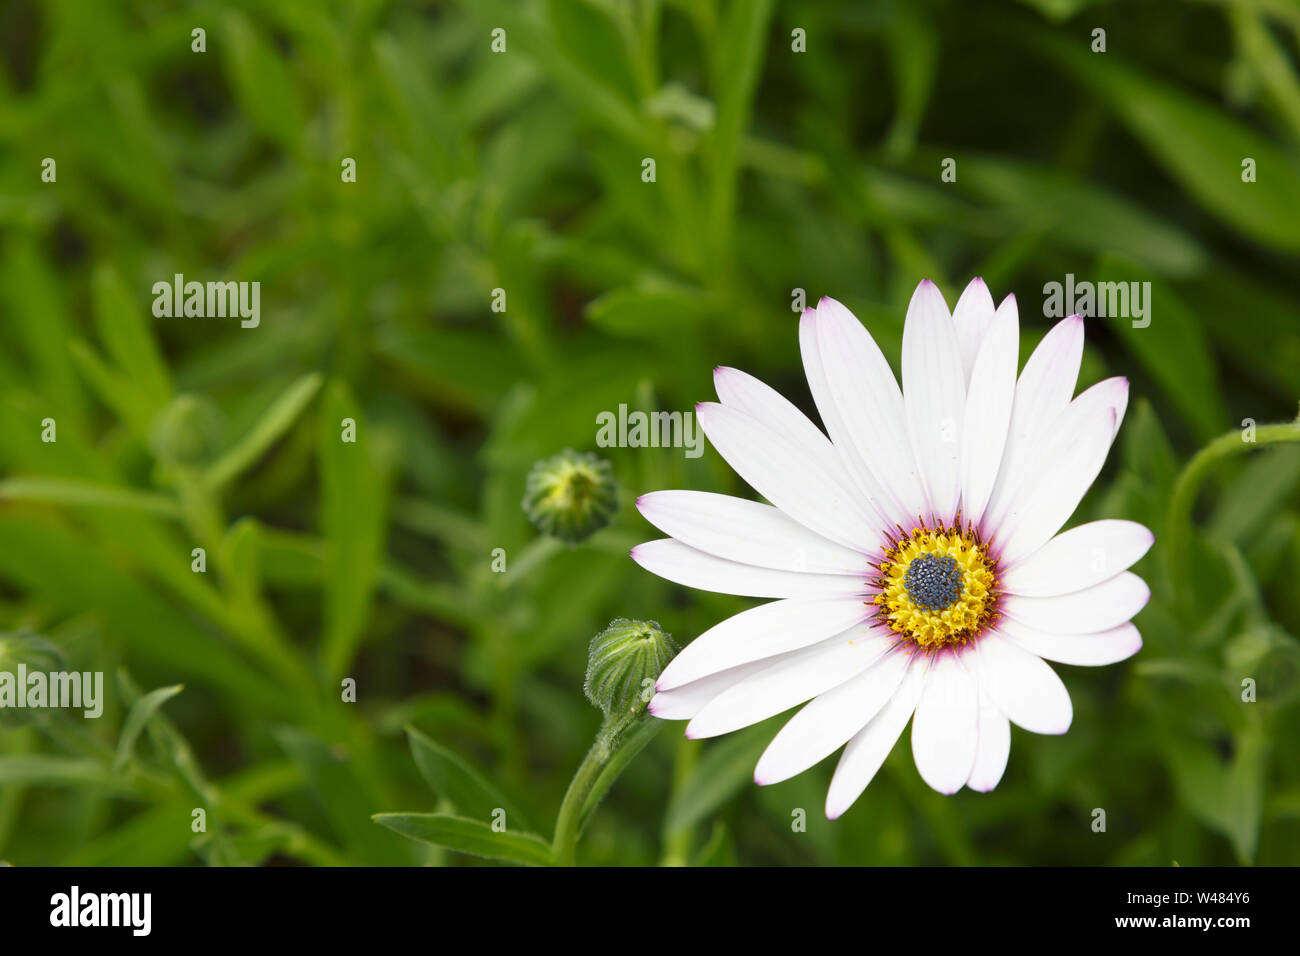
[
  {"xmin": 522, "ymin": 449, "xmax": 618, "ymax": 543},
  {"xmin": 585, "ymin": 618, "xmax": 677, "ymax": 722},
  {"xmin": 150, "ymin": 394, "xmax": 225, "ymax": 469}
]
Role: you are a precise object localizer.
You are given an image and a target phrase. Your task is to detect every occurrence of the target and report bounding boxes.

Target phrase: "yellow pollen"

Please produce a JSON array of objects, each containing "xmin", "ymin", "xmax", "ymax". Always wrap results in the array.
[{"xmin": 871, "ymin": 523, "xmax": 998, "ymax": 648}]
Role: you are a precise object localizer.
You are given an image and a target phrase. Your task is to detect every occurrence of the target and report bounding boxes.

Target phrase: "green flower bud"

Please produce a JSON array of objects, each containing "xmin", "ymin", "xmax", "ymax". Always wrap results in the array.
[
  {"xmin": 150, "ymin": 394, "xmax": 225, "ymax": 469},
  {"xmin": 522, "ymin": 450, "xmax": 618, "ymax": 543},
  {"xmin": 585, "ymin": 618, "xmax": 677, "ymax": 723}
]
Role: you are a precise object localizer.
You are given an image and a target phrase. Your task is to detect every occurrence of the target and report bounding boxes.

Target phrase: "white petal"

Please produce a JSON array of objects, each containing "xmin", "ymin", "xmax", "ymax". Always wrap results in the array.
[
  {"xmin": 1001, "ymin": 519, "xmax": 1155, "ymax": 596},
  {"xmin": 631, "ymin": 539, "xmax": 865, "ymax": 598},
  {"xmin": 966, "ymin": 686, "xmax": 1011, "ymax": 792},
  {"xmin": 1003, "ymin": 572, "xmax": 1150, "ymax": 634},
  {"xmin": 998, "ymin": 617, "xmax": 1143, "ymax": 666},
  {"xmin": 824, "ymin": 657, "xmax": 925, "ymax": 819},
  {"xmin": 696, "ymin": 401, "xmax": 883, "ymax": 553},
  {"xmin": 952, "ymin": 278, "xmax": 997, "ymax": 385},
  {"xmin": 754, "ymin": 647, "xmax": 911, "ymax": 786},
  {"xmin": 981, "ymin": 316, "xmax": 1084, "ymax": 534},
  {"xmin": 910, "ymin": 648, "xmax": 979, "ymax": 794},
  {"xmin": 959, "ymin": 295, "xmax": 1019, "ymax": 526},
  {"xmin": 649, "ymin": 657, "xmax": 788, "ymax": 720},
  {"xmin": 656, "ymin": 596, "xmax": 868, "ymax": 691},
  {"xmin": 993, "ymin": 379, "xmax": 1128, "ymax": 565},
  {"xmin": 902, "ymin": 281, "xmax": 965, "ymax": 522},
  {"xmin": 685, "ymin": 624, "xmax": 895, "ymax": 739},
  {"xmin": 637, "ymin": 490, "xmax": 870, "ymax": 575},
  {"xmin": 976, "ymin": 633, "xmax": 1072, "ymax": 735},
  {"xmin": 713, "ymin": 367, "xmax": 861, "ymax": 499},
  {"xmin": 803, "ymin": 300, "xmax": 926, "ymax": 528}
]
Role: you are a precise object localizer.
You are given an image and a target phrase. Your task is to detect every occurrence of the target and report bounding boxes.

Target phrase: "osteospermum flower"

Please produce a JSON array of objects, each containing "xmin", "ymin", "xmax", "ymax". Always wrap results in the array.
[{"xmin": 631, "ymin": 279, "xmax": 1152, "ymax": 818}]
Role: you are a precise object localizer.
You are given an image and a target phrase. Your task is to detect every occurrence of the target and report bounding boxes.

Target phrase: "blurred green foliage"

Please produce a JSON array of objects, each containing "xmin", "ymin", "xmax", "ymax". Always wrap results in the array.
[{"xmin": 0, "ymin": 0, "xmax": 1298, "ymax": 866}]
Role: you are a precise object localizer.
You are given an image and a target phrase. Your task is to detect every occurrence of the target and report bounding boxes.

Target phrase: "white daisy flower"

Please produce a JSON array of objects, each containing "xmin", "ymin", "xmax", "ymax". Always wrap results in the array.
[{"xmin": 632, "ymin": 278, "xmax": 1153, "ymax": 818}]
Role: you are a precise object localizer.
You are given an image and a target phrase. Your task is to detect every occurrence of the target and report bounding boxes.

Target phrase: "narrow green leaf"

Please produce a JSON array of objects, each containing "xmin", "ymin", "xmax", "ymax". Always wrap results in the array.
[
  {"xmin": 221, "ymin": 10, "xmax": 305, "ymax": 151},
  {"xmin": 113, "ymin": 684, "xmax": 184, "ymax": 772},
  {"xmin": 1209, "ymin": 446, "xmax": 1300, "ymax": 547},
  {"xmin": 91, "ymin": 264, "xmax": 172, "ymax": 412},
  {"xmin": 708, "ymin": 0, "xmax": 774, "ymax": 256},
  {"xmin": 0, "ymin": 756, "xmax": 125, "ymax": 790},
  {"xmin": 317, "ymin": 380, "xmax": 393, "ymax": 681},
  {"xmin": 1042, "ymin": 34, "xmax": 1300, "ymax": 251},
  {"xmin": 1167, "ymin": 731, "xmax": 1266, "ymax": 865},
  {"xmin": 203, "ymin": 372, "xmax": 323, "ymax": 489},
  {"xmin": 546, "ymin": 0, "xmax": 640, "ymax": 104},
  {"xmin": 406, "ymin": 726, "xmax": 528, "ymax": 829},
  {"xmin": 664, "ymin": 723, "xmax": 770, "ymax": 836},
  {"xmin": 0, "ymin": 477, "xmax": 181, "ymax": 517},
  {"xmin": 372, "ymin": 813, "xmax": 555, "ymax": 866},
  {"xmin": 68, "ymin": 340, "xmax": 156, "ymax": 440},
  {"xmin": 1096, "ymin": 256, "xmax": 1227, "ymax": 441},
  {"xmin": 275, "ymin": 727, "xmax": 410, "ymax": 865},
  {"xmin": 0, "ymin": 514, "xmax": 288, "ymax": 715},
  {"xmin": 949, "ymin": 155, "xmax": 1206, "ymax": 276},
  {"xmin": 584, "ymin": 283, "xmax": 713, "ymax": 338}
]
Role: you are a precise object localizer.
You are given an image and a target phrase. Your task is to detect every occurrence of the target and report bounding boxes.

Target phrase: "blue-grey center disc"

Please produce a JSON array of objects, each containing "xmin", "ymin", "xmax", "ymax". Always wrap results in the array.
[{"xmin": 903, "ymin": 554, "xmax": 963, "ymax": 611}]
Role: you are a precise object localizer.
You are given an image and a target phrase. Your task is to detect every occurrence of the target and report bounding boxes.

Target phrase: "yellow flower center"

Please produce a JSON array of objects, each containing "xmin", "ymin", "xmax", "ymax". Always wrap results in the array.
[{"xmin": 871, "ymin": 524, "xmax": 999, "ymax": 648}]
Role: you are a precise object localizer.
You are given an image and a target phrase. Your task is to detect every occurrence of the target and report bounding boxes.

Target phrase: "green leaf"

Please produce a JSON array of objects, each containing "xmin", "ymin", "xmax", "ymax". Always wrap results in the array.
[
  {"xmin": 708, "ymin": 0, "xmax": 774, "ymax": 255},
  {"xmin": 1209, "ymin": 445, "xmax": 1300, "ymax": 548},
  {"xmin": 882, "ymin": 4, "xmax": 938, "ymax": 160},
  {"xmin": 461, "ymin": 0, "xmax": 650, "ymax": 149},
  {"xmin": 1095, "ymin": 257, "xmax": 1227, "ymax": 441},
  {"xmin": 372, "ymin": 813, "xmax": 555, "ymax": 866},
  {"xmin": 275, "ymin": 727, "xmax": 410, "ymax": 865},
  {"xmin": 584, "ymin": 282, "xmax": 714, "ymax": 339},
  {"xmin": 546, "ymin": 0, "xmax": 640, "ymax": 104},
  {"xmin": 91, "ymin": 264, "xmax": 171, "ymax": 412},
  {"xmin": 664, "ymin": 723, "xmax": 770, "ymax": 837},
  {"xmin": 68, "ymin": 339, "xmax": 155, "ymax": 439},
  {"xmin": 371, "ymin": 34, "xmax": 467, "ymax": 184},
  {"xmin": 317, "ymin": 381, "xmax": 393, "ymax": 681},
  {"xmin": 1167, "ymin": 731, "xmax": 1266, "ymax": 865},
  {"xmin": 203, "ymin": 372, "xmax": 323, "ymax": 489},
  {"xmin": 690, "ymin": 821, "xmax": 737, "ymax": 866},
  {"xmin": 406, "ymin": 726, "xmax": 528, "ymax": 829},
  {"xmin": 1042, "ymin": 35, "xmax": 1300, "ymax": 252},
  {"xmin": 0, "ymin": 477, "xmax": 180, "ymax": 517},
  {"xmin": 0, "ymin": 514, "xmax": 288, "ymax": 715},
  {"xmin": 0, "ymin": 756, "xmax": 125, "ymax": 790},
  {"xmin": 949, "ymin": 155, "xmax": 1206, "ymax": 276},
  {"xmin": 221, "ymin": 10, "xmax": 305, "ymax": 151},
  {"xmin": 1182, "ymin": 270, "xmax": 1300, "ymax": 399},
  {"xmin": 113, "ymin": 684, "xmax": 184, "ymax": 772}
]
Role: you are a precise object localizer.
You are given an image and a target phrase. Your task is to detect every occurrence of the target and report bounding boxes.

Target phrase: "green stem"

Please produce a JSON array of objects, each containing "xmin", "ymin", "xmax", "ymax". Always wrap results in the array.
[
  {"xmin": 660, "ymin": 734, "xmax": 699, "ymax": 866},
  {"xmin": 1165, "ymin": 417, "xmax": 1300, "ymax": 602},
  {"xmin": 552, "ymin": 739, "xmax": 609, "ymax": 867},
  {"xmin": 175, "ymin": 467, "xmax": 226, "ymax": 553},
  {"xmin": 552, "ymin": 715, "xmax": 662, "ymax": 866}
]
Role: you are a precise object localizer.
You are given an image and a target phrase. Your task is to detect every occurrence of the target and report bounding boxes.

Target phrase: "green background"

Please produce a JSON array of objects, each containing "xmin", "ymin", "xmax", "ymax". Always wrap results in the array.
[{"xmin": 0, "ymin": 0, "xmax": 1298, "ymax": 866}]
